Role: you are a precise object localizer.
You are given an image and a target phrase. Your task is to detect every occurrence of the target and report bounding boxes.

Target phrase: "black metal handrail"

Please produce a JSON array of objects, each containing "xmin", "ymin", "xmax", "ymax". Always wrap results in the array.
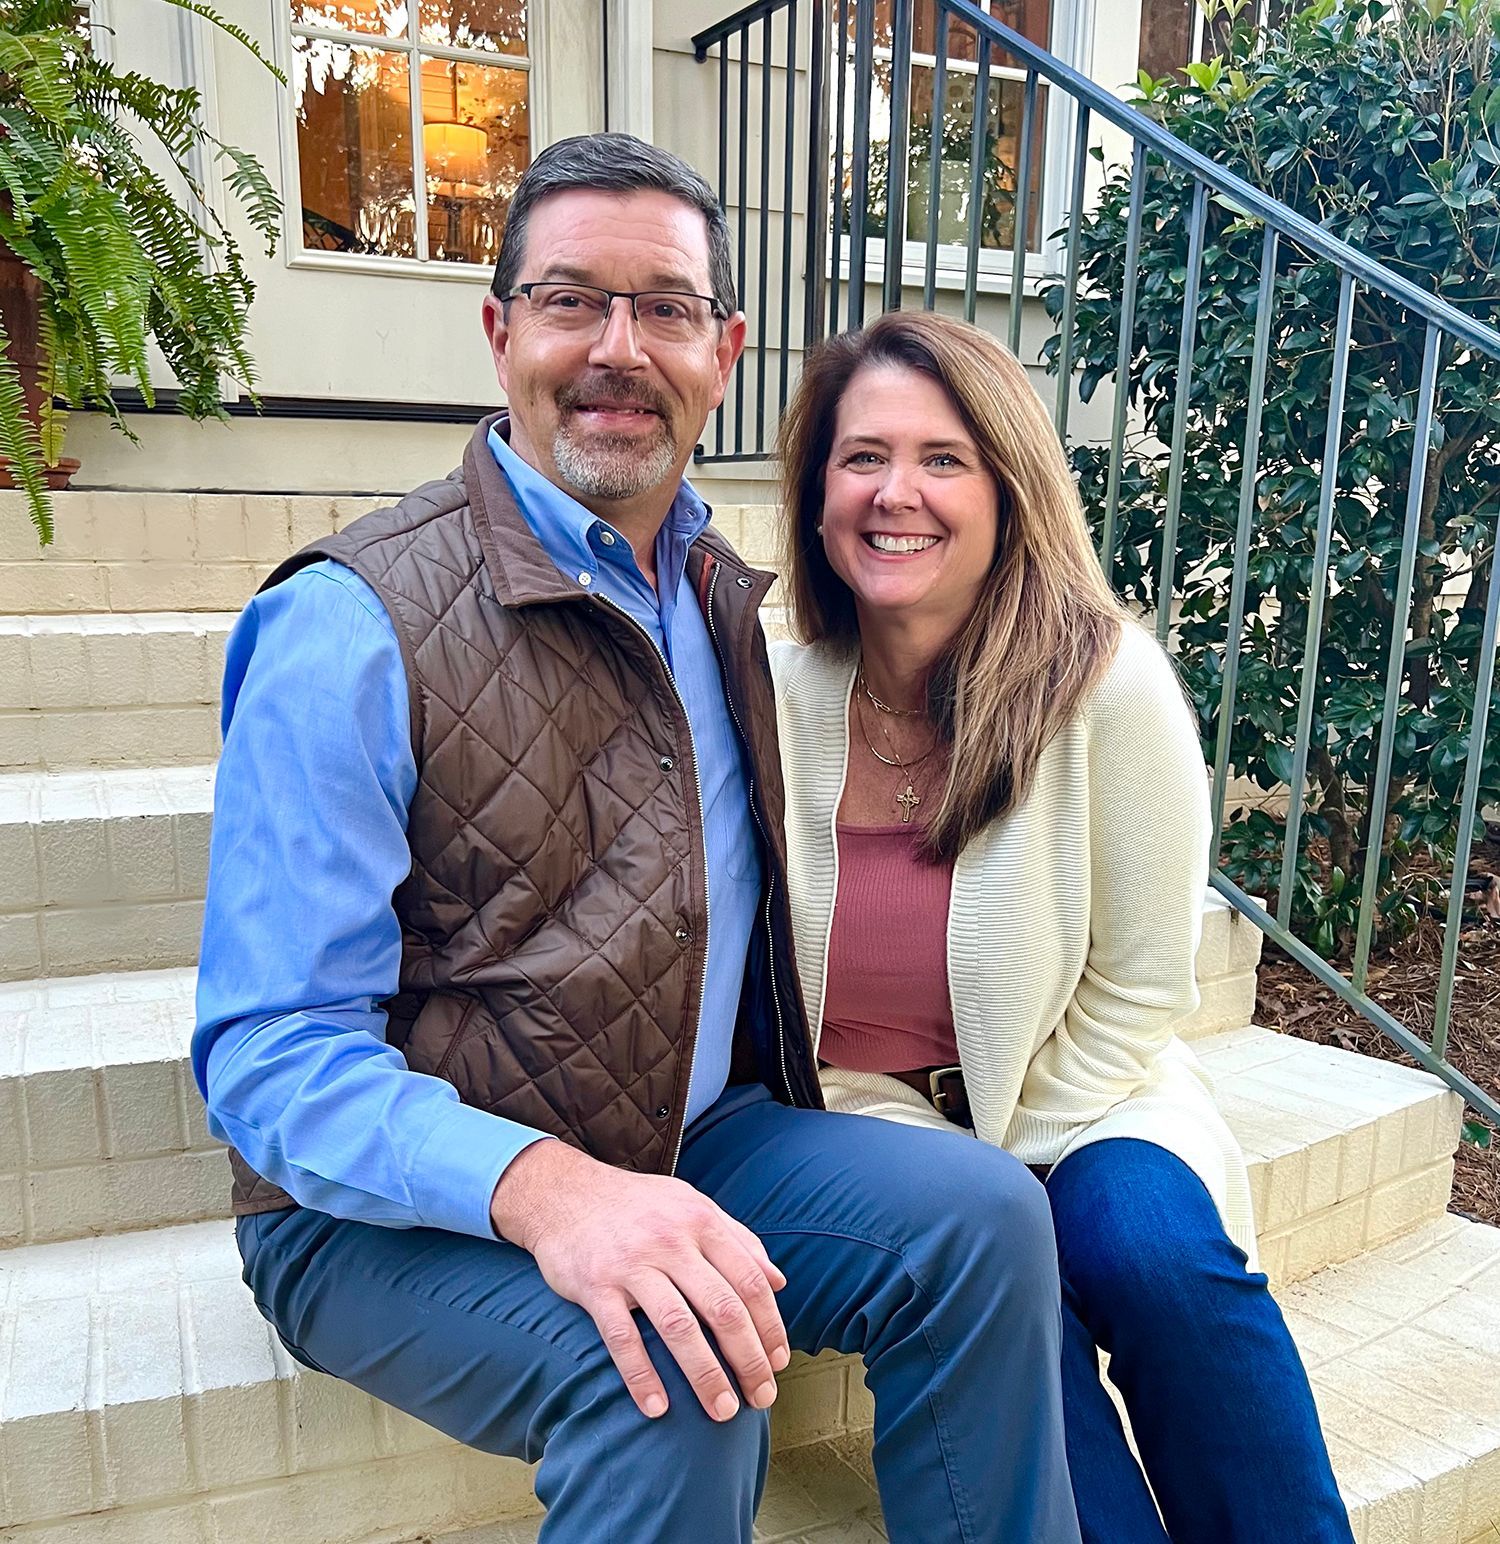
[{"xmin": 694, "ymin": 0, "xmax": 1500, "ymax": 1128}]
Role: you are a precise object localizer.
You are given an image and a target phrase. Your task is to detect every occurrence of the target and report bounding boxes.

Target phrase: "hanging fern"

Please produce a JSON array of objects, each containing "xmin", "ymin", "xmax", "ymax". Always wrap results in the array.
[{"xmin": 0, "ymin": 0, "xmax": 283, "ymax": 542}]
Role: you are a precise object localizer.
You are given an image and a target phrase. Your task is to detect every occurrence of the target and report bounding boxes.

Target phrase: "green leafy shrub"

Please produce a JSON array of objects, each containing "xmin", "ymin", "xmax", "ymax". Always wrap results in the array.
[
  {"xmin": 0, "ymin": 0, "xmax": 282, "ymax": 541},
  {"xmin": 1044, "ymin": 0, "xmax": 1500, "ymax": 957}
]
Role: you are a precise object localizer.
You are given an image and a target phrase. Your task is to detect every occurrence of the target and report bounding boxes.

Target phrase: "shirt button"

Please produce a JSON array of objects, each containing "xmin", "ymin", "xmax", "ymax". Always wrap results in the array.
[
  {"xmin": 654, "ymin": 1104, "xmax": 670, "ymax": 1120},
  {"xmin": 658, "ymin": 755, "xmax": 674, "ymax": 773},
  {"xmin": 599, "ymin": 529, "xmax": 616, "ymax": 546},
  {"xmin": 674, "ymin": 926, "xmax": 691, "ymax": 944},
  {"xmin": 577, "ymin": 571, "xmax": 592, "ymax": 587}
]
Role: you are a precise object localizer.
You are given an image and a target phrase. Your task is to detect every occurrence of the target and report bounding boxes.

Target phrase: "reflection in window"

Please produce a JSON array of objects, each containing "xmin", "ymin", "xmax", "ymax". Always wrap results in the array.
[
  {"xmin": 292, "ymin": 0, "xmax": 529, "ymax": 265},
  {"xmin": 839, "ymin": 0, "xmax": 1049, "ymax": 256}
]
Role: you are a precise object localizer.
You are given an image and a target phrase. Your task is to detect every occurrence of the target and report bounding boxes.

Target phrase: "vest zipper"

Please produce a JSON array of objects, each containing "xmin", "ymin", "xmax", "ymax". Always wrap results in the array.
[
  {"xmin": 591, "ymin": 591, "xmax": 709, "ymax": 1177},
  {"xmin": 701, "ymin": 565, "xmax": 796, "ymax": 1107}
]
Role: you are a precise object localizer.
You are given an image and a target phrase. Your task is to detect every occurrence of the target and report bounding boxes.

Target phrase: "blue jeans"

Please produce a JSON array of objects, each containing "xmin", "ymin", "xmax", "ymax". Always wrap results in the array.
[
  {"xmin": 238, "ymin": 1082, "xmax": 1082, "ymax": 1544},
  {"xmin": 1048, "ymin": 1138, "xmax": 1353, "ymax": 1543}
]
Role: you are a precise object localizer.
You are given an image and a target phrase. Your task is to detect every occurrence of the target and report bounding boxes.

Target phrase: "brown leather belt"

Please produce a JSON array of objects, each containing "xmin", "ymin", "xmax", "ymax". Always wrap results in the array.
[{"xmin": 887, "ymin": 1064, "xmax": 973, "ymax": 1129}]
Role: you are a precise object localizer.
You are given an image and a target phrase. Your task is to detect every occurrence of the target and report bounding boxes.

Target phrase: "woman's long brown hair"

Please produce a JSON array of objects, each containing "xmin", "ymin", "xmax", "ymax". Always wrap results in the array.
[{"xmin": 778, "ymin": 310, "xmax": 1125, "ymax": 861}]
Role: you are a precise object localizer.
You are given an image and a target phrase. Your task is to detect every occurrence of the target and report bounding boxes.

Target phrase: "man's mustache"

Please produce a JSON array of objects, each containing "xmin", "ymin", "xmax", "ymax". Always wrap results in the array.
[{"xmin": 557, "ymin": 377, "xmax": 671, "ymax": 420}]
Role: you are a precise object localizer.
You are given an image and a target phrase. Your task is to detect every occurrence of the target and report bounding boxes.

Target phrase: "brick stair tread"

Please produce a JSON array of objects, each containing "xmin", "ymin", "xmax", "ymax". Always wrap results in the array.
[{"xmin": 2, "ymin": 1214, "xmax": 1498, "ymax": 1542}]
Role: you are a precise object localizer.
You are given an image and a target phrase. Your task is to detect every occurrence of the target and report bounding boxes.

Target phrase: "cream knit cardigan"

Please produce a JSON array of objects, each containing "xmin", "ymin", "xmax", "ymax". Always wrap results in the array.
[{"xmin": 770, "ymin": 625, "xmax": 1257, "ymax": 1265}]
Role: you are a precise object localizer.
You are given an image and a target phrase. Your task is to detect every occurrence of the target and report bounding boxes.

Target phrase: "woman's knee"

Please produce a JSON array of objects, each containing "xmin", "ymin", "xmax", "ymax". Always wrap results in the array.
[{"xmin": 1048, "ymin": 1140, "xmax": 1243, "ymax": 1331}]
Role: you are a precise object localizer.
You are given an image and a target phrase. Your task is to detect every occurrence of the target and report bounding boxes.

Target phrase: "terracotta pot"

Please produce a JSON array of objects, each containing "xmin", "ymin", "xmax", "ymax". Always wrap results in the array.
[{"xmin": 0, "ymin": 242, "xmax": 76, "ymax": 489}]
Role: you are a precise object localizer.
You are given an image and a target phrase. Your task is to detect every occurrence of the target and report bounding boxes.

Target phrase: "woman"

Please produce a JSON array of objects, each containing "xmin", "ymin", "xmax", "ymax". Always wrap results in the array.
[{"xmin": 770, "ymin": 310, "xmax": 1352, "ymax": 1543}]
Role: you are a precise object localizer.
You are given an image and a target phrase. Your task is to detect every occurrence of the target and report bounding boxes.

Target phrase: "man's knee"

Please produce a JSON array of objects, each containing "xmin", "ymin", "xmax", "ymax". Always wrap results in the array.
[{"xmin": 539, "ymin": 1343, "xmax": 771, "ymax": 1482}]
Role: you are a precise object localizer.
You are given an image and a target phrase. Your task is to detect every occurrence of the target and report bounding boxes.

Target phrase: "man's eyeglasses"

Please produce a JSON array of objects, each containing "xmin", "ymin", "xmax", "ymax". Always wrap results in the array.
[{"xmin": 500, "ymin": 283, "xmax": 728, "ymax": 342}]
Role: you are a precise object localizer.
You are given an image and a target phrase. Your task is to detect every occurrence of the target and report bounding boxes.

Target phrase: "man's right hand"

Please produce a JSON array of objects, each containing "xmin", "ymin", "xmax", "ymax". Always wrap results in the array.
[{"xmin": 490, "ymin": 1139, "xmax": 791, "ymax": 1422}]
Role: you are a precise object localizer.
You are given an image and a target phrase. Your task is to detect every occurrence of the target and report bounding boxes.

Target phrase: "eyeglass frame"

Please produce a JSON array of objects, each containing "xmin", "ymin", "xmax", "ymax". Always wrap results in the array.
[{"xmin": 498, "ymin": 281, "xmax": 731, "ymax": 332}]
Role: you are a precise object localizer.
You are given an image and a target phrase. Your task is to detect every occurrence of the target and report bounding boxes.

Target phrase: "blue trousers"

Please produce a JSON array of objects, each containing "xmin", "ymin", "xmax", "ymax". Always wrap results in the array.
[
  {"xmin": 238, "ymin": 1083, "xmax": 1082, "ymax": 1544},
  {"xmin": 1049, "ymin": 1139, "xmax": 1354, "ymax": 1543}
]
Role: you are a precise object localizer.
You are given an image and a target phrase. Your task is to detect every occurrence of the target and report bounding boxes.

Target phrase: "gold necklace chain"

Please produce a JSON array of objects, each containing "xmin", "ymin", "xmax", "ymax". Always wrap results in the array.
[
  {"xmin": 853, "ymin": 679, "xmax": 937, "ymax": 823},
  {"xmin": 860, "ymin": 673, "xmax": 925, "ymax": 718}
]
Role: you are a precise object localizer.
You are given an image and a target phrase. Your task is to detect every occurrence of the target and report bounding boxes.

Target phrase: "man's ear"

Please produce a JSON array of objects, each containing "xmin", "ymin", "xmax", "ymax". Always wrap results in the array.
[
  {"xmin": 481, "ymin": 292, "xmax": 512, "ymax": 395},
  {"xmin": 709, "ymin": 310, "xmax": 749, "ymax": 412}
]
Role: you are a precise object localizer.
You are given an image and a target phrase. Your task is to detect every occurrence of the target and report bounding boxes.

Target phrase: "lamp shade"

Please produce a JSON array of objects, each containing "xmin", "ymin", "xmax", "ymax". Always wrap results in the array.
[{"xmin": 423, "ymin": 120, "xmax": 489, "ymax": 190}]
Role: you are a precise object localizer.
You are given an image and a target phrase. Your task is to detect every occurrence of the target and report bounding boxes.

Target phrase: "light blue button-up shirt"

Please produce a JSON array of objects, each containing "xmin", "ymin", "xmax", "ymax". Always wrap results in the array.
[{"xmin": 192, "ymin": 429, "xmax": 762, "ymax": 1240}]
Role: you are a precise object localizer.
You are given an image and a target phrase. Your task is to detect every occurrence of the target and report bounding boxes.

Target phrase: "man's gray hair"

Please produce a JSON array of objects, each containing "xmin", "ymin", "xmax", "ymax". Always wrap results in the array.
[{"xmin": 491, "ymin": 133, "xmax": 737, "ymax": 315}]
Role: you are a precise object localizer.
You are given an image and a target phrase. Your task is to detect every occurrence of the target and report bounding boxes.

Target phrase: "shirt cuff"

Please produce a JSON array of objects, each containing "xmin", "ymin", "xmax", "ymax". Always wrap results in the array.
[{"xmin": 408, "ymin": 1098, "xmax": 555, "ymax": 1241}]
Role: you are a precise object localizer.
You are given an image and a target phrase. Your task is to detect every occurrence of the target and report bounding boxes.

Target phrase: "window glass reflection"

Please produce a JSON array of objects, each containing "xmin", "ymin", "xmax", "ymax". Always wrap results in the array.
[
  {"xmin": 294, "ymin": 38, "xmax": 417, "ymax": 257},
  {"xmin": 417, "ymin": 0, "xmax": 525, "ymax": 56},
  {"xmin": 421, "ymin": 58, "xmax": 529, "ymax": 264},
  {"xmin": 292, "ymin": 0, "xmax": 408, "ymax": 38}
]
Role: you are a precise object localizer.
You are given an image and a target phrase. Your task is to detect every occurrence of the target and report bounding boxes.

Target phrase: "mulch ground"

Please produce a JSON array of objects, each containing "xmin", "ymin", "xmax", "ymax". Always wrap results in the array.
[{"xmin": 1253, "ymin": 836, "xmax": 1500, "ymax": 1227}]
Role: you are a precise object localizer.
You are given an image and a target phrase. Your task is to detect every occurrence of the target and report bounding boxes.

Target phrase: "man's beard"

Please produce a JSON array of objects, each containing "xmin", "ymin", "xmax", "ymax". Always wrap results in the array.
[
  {"xmin": 551, "ymin": 377, "xmax": 681, "ymax": 501},
  {"xmin": 553, "ymin": 417, "xmax": 679, "ymax": 501}
]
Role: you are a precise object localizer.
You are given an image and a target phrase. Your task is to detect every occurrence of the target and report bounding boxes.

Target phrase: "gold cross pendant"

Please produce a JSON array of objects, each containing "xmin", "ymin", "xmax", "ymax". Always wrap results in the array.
[{"xmin": 895, "ymin": 784, "xmax": 920, "ymax": 823}]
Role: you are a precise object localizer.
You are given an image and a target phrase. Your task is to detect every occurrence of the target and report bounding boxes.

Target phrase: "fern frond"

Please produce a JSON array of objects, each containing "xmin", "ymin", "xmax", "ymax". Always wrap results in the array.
[
  {"xmin": 0, "ymin": 28, "xmax": 76, "ymax": 125},
  {"xmin": 213, "ymin": 141, "xmax": 281, "ymax": 249},
  {"xmin": 0, "ymin": 319, "xmax": 54, "ymax": 544}
]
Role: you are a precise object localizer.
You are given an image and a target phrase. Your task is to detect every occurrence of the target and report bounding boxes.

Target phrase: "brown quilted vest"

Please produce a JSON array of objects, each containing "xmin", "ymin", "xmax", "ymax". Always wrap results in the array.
[{"xmin": 228, "ymin": 413, "xmax": 821, "ymax": 1218}]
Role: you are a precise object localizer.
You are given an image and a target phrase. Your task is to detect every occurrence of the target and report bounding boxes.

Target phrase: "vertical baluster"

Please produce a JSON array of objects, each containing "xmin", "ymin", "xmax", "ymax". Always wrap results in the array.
[
  {"xmin": 924, "ymin": 8, "xmax": 950, "ymax": 310},
  {"xmin": 735, "ymin": 25, "xmax": 750, "ymax": 454},
  {"xmin": 756, "ymin": 11, "xmax": 773, "ymax": 451},
  {"xmin": 804, "ymin": 0, "xmax": 830, "ymax": 354},
  {"xmin": 780, "ymin": 0, "xmax": 799, "ymax": 411},
  {"xmin": 883, "ymin": 0, "xmax": 913, "ymax": 313},
  {"xmin": 1101, "ymin": 142, "xmax": 1146, "ymax": 575},
  {"xmin": 963, "ymin": 38, "xmax": 993, "ymax": 325},
  {"xmin": 1155, "ymin": 178, "xmax": 1207, "ymax": 646},
  {"xmin": 1210, "ymin": 225, "xmax": 1279, "ymax": 868},
  {"xmin": 1006, "ymin": 68, "xmax": 1038, "ymax": 351},
  {"xmin": 829, "ymin": 0, "xmax": 850, "ymax": 335},
  {"xmin": 1352, "ymin": 324, "xmax": 1444, "ymax": 989},
  {"xmin": 1433, "ymin": 497, "xmax": 1500, "ymax": 1057},
  {"xmin": 1053, "ymin": 100, "xmax": 1092, "ymax": 439},
  {"xmin": 716, "ymin": 41, "xmax": 729, "ymax": 456},
  {"xmin": 1277, "ymin": 270, "xmax": 1355, "ymax": 929},
  {"xmin": 847, "ymin": 0, "xmax": 875, "ymax": 327}
]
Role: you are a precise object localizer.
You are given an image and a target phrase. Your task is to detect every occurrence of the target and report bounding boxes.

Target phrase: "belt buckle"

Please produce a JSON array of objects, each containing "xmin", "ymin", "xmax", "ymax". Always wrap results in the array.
[{"xmin": 928, "ymin": 1065, "xmax": 964, "ymax": 1116}]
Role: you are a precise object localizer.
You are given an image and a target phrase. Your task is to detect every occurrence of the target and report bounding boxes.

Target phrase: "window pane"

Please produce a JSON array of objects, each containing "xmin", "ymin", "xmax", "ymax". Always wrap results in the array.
[
  {"xmin": 292, "ymin": 0, "xmax": 407, "ymax": 39},
  {"xmin": 417, "ymin": 0, "xmax": 526, "ymax": 56},
  {"xmin": 847, "ymin": 62, "xmax": 1045, "ymax": 253},
  {"xmin": 421, "ymin": 59, "xmax": 529, "ymax": 264},
  {"xmin": 295, "ymin": 39, "xmax": 417, "ymax": 257}
]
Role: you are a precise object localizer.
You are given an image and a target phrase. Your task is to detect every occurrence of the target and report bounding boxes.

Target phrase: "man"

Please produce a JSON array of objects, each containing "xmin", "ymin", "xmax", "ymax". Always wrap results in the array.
[{"xmin": 194, "ymin": 133, "xmax": 1081, "ymax": 1543}]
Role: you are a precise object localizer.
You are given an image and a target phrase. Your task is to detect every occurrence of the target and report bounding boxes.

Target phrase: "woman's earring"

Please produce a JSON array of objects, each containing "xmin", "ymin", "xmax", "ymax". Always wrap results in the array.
[{"xmin": 814, "ymin": 523, "xmax": 824, "ymax": 537}]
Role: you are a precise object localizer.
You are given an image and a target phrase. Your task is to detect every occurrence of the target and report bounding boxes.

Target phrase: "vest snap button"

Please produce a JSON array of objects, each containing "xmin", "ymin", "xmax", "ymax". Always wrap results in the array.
[
  {"xmin": 658, "ymin": 755, "xmax": 674, "ymax": 773},
  {"xmin": 674, "ymin": 926, "xmax": 690, "ymax": 944},
  {"xmin": 654, "ymin": 1104, "xmax": 670, "ymax": 1120},
  {"xmin": 735, "ymin": 575, "xmax": 753, "ymax": 589}
]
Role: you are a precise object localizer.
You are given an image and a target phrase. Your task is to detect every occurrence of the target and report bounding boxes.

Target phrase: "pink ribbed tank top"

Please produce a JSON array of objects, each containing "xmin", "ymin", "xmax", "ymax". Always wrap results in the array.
[{"xmin": 819, "ymin": 822, "xmax": 958, "ymax": 1073}]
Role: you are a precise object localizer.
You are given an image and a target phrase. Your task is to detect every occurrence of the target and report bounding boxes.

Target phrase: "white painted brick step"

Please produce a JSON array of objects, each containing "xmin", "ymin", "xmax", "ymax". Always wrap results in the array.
[
  {"xmin": 4, "ymin": 1215, "xmax": 1499, "ymax": 1543},
  {"xmin": 0, "ymin": 767, "xmax": 212, "ymax": 984},
  {"xmin": 0, "ymin": 959, "xmax": 1459, "ymax": 1270},
  {"xmin": 0, "ymin": 970, "xmax": 218, "ymax": 1248},
  {"xmin": 0, "ymin": 615, "xmax": 232, "ymax": 772},
  {"xmin": 0, "ymin": 491, "xmax": 361, "ymax": 615}
]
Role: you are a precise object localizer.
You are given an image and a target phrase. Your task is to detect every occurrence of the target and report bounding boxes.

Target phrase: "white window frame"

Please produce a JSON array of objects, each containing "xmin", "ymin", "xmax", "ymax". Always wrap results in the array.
[
  {"xmin": 833, "ymin": 0, "xmax": 1092, "ymax": 296},
  {"xmin": 272, "ymin": 0, "xmax": 544, "ymax": 281}
]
